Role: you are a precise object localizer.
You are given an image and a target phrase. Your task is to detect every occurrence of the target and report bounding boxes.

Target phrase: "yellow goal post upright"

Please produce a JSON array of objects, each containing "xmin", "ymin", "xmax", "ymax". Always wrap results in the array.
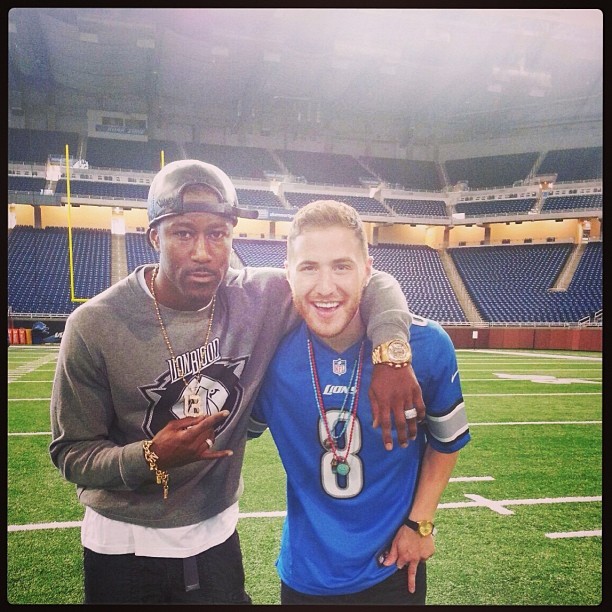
[
  {"xmin": 64, "ymin": 144, "xmax": 88, "ymax": 303},
  {"xmin": 62, "ymin": 145, "xmax": 165, "ymax": 303}
]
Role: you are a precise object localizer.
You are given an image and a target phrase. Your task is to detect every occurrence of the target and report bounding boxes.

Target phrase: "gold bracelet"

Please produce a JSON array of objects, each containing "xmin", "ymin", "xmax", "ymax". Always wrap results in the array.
[{"xmin": 142, "ymin": 440, "xmax": 169, "ymax": 500}]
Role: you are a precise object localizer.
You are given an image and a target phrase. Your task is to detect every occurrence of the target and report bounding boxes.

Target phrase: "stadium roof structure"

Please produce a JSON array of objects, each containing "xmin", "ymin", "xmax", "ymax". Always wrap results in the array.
[{"xmin": 8, "ymin": 8, "xmax": 603, "ymax": 147}]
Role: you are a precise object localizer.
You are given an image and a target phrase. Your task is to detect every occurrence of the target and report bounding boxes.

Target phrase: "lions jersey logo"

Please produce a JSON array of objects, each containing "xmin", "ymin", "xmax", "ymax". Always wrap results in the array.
[
  {"xmin": 332, "ymin": 358, "xmax": 347, "ymax": 376},
  {"xmin": 140, "ymin": 342, "xmax": 248, "ymax": 437}
]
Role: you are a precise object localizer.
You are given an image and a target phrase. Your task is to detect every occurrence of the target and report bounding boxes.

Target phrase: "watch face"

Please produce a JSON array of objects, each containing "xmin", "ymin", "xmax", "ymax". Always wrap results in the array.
[
  {"xmin": 418, "ymin": 521, "xmax": 434, "ymax": 536},
  {"xmin": 388, "ymin": 340, "xmax": 410, "ymax": 361}
]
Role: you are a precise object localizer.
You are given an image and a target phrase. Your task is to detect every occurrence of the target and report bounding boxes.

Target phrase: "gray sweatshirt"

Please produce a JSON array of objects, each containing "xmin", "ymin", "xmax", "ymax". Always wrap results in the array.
[{"xmin": 49, "ymin": 264, "xmax": 410, "ymax": 528}]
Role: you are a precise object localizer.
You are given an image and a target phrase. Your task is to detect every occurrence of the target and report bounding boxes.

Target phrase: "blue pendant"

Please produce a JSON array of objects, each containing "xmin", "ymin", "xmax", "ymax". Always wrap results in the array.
[{"xmin": 336, "ymin": 460, "xmax": 350, "ymax": 476}]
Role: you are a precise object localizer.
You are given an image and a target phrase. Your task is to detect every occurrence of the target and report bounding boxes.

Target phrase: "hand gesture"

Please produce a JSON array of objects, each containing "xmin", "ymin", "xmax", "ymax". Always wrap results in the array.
[
  {"xmin": 369, "ymin": 364, "xmax": 425, "ymax": 449},
  {"xmin": 381, "ymin": 525, "xmax": 434, "ymax": 594},
  {"xmin": 149, "ymin": 410, "xmax": 233, "ymax": 470}
]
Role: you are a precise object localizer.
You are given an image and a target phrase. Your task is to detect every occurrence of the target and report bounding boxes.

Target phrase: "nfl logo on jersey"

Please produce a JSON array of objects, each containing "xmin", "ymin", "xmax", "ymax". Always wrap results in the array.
[{"xmin": 332, "ymin": 359, "xmax": 347, "ymax": 376}]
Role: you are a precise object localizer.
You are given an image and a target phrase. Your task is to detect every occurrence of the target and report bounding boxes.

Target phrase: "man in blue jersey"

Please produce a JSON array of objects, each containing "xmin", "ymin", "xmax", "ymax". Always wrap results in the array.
[
  {"xmin": 248, "ymin": 200, "xmax": 471, "ymax": 605},
  {"xmin": 50, "ymin": 163, "xmax": 424, "ymax": 605}
]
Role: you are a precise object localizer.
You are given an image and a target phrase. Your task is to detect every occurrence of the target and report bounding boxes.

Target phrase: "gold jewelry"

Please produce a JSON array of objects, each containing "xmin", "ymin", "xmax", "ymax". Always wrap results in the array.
[
  {"xmin": 143, "ymin": 440, "xmax": 170, "ymax": 500},
  {"xmin": 150, "ymin": 264, "xmax": 216, "ymax": 416},
  {"xmin": 372, "ymin": 339, "xmax": 412, "ymax": 368},
  {"xmin": 404, "ymin": 518, "xmax": 437, "ymax": 537}
]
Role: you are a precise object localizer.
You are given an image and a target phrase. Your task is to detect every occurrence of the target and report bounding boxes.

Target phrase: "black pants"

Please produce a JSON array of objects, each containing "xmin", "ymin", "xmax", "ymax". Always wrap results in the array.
[
  {"xmin": 281, "ymin": 562, "xmax": 426, "ymax": 605},
  {"xmin": 83, "ymin": 529, "xmax": 252, "ymax": 604}
]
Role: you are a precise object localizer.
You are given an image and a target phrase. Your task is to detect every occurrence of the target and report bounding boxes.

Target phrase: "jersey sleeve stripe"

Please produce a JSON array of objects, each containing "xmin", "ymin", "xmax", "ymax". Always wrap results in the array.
[{"xmin": 425, "ymin": 400, "xmax": 469, "ymax": 443}]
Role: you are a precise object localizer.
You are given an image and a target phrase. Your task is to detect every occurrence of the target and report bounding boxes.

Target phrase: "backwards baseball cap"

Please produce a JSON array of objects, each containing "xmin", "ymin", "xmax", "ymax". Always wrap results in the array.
[{"xmin": 147, "ymin": 159, "xmax": 258, "ymax": 227}]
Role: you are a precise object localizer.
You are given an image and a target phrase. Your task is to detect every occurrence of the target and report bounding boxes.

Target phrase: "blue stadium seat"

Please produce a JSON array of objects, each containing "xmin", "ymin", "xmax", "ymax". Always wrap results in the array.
[
  {"xmin": 450, "ymin": 242, "xmax": 601, "ymax": 323},
  {"xmin": 284, "ymin": 192, "xmax": 389, "ymax": 216},
  {"xmin": 360, "ymin": 157, "xmax": 442, "ymax": 191},
  {"xmin": 385, "ymin": 198, "xmax": 447, "ymax": 217},
  {"xmin": 275, "ymin": 150, "xmax": 377, "ymax": 186},
  {"xmin": 537, "ymin": 147, "xmax": 602, "ymax": 182},
  {"xmin": 445, "ymin": 152, "xmax": 539, "ymax": 190},
  {"xmin": 8, "ymin": 226, "xmax": 112, "ymax": 315},
  {"xmin": 231, "ymin": 239, "xmax": 287, "ymax": 269},
  {"xmin": 126, "ymin": 232, "xmax": 159, "ymax": 273}
]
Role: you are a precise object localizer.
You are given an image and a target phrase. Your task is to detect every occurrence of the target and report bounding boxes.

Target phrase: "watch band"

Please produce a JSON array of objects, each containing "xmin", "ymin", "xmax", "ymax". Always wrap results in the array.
[{"xmin": 372, "ymin": 340, "xmax": 412, "ymax": 368}]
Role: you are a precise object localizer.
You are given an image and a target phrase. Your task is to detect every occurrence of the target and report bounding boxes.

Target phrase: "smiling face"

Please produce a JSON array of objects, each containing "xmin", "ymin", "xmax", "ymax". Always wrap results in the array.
[
  {"xmin": 148, "ymin": 186, "xmax": 233, "ymax": 310},
  {"xmin": 286, "ymin": 224, "xmax": 373, "ymax": 352}
]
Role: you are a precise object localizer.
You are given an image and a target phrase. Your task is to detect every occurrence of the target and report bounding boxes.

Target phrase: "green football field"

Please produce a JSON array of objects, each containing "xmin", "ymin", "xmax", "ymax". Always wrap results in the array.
[{"xmin": 7, "ymin": 345, "xmax": 602, "ymax": 605}]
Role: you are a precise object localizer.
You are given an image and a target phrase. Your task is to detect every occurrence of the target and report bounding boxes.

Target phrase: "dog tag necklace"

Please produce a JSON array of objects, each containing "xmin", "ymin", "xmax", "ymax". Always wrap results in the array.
[
  {"xmin": 150, "ymin": 264, "xmax": 216, "ymax": 416},
  {"xmin": 307, "ymin": 333, "xmax": 364, "ymax": 476}
]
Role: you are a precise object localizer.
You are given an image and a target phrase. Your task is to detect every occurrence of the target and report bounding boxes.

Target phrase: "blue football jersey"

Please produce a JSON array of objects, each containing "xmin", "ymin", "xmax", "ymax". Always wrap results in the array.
[{"xmin": 249, "ymin": 314, "xmax": 470, "ymax": 595}]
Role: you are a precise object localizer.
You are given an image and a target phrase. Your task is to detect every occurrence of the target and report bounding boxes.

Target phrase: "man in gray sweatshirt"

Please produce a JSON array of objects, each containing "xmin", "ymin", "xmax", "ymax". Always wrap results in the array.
[{"xmin": 49, "ymin": 159, "xmax": 423, "ymax": 604}]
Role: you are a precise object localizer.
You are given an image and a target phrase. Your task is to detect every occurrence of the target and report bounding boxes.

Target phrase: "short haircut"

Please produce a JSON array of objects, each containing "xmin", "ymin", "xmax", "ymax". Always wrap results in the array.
[{"xmin": 287, "ymin": 200, "xmax": 369, "ymax": 259}]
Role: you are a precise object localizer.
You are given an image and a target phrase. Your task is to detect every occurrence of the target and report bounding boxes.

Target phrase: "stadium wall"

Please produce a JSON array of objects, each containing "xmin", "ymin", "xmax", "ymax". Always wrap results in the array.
[
  {"xmin": 444, "ymin": 326, "xmax": 602, "ymax": 352},
  {"xmin": 8, "ymin": 318, "xmax": 601, "ymax": 352}
]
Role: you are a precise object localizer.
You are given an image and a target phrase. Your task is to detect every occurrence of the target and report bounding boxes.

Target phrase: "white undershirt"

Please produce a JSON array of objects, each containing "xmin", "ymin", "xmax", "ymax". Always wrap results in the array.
[
  {"xmin": 81, "ymin": 503, "xmax": 239, "ymax": 557},
  {"xmin": 81, "ymin": 266, "xmax": 238, "ymax": 557}
]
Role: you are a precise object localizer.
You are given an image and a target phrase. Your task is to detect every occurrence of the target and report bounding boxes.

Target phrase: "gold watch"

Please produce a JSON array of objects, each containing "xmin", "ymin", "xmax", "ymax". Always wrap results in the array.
[
  {"xmin": 404, "ymin": 518, "xmax": 437, "ymax": 537},
  {"xmin": 372, "ymin": 339, "xmax": 412, "ymax": 368}
]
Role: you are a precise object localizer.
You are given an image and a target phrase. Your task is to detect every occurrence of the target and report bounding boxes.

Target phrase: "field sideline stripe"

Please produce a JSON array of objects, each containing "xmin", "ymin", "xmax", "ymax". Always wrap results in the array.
[
  {"xmin": 9, "ymin": 380, "xmax": 55, "ymax": 383},
  {"xmin": 8, "ymin": 495, "xmax": 601, "ymax": 532},
  {"xmin": 11, "ymin": 377, "xmax": 604, "ymax": 384},
  {"xmin": 449, "ymin": 476, "xmax": 494, "ymax": 482},
  {"xmin": 10, "ymin": 423, "xmax": 592, "ymax": 435},
  {"xmin": 8, "ymin": 398, "xmax": 53, "ymax": 401},
  {"xmin": 457, "ymin": 350, "xmax": 601, "ymax": 361},
  {"xmin": 8, "ymin": 391, "xmax": 603, "ymax": 402},
  {"xmin": 546, "ymin": 530, "xmax": 602, "ymax": 539},
  {"xmin": 464, "ymin": 392, "xmax": 601, "ymax": 396},
  {"xmin": 8, "ymin": 421, "xmax": 602, "ymax": 437},
  {"xmin": 12, "ymin": 370, "xmax": 604, "ymax": 383},
  {"xmin": 470, "ymin": 421, "xmax": 601, "ymax": 426},
  {"xmin": 9, "ymin": 432, "xmax": 54, "ymax": 436},
  {"xmin": 461, "ymin": 377, "xmax": 602, "ymax": 380}
]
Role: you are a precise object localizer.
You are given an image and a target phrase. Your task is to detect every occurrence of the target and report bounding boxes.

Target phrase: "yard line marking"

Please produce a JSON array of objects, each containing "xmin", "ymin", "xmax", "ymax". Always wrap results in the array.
[
  {"xmin": 9, "ymin": 521, "xmax": 84, "ymax": 532},
  {"xmin": 460, "ymin": 378, "xmax": 601, "ymax": 382},
  {"xmin": 546, "ymin": 530, "xmax": 601, "ymax": 539},
  {"xmin": 449, "ymin": 476, "xmax": 495, "ymax": 482},
  {"xmin": 8, "ymin": 380, "xmax": 55, "ymax": 383},
  {"xmin": 8, "ymin": 345, "xmax": 61, "ymax": 350},
  {"xmin": 8, "ymin": 366, "xmax": 52, "ymax": 369},
  {"xmin": 464, "ymin": 392, "xmax": 601, "ymax": 397},
  {"xmin": 459, "ymin": 368, "xmax": 601, "ymax": 372},
  {"xmin": 494, "ymin": 495, "xmax": 601, "ymax": 507},
  {"xmin": 10, "ymin": 390, "xmax": 602, "ymax": 402},
  {"xmin": 8, "ymin": 398, "xmax": 52, "ymax": 402},
  {"xmin": 446, "ymin": 494, "xmax": 602, "ymax": 516},
  {"xmin": 457, "ymin": 350, "xmax": 602, "ymax": 361},
  {"xmin": 470, "ymin": 421, "xmax": 601, "ymax": 426},
  {"xmin": 461, "ymin": 494, "xmax": 515, "ymax": 515},
  {"xmin": 8, "ymin": 351, "xmax": 59, "ymax": 383},
  {"xmin": 9, "ymin": 432, "xmax": 53, "ymax": 436},
  {"xmin": 7, "ymin": 421, "xmax": 602, "ymax": 437},
  {"xmin": 458, "ymin": 360, "xmax": 602, "ymax": 364},
  {"xmin": 458, "ymin": 360, "xmax": 602, "ymax": 365},
  {"xmin": 459, "ymin": 364, "xmax": 602, "ymax": 369},
  {"xmin": 8, "ymin": 495, "xmax": 601, "ymax": 532},
  {"xmin": 237, "ymin": 511, "xmax": 287, "ymax": 519}
]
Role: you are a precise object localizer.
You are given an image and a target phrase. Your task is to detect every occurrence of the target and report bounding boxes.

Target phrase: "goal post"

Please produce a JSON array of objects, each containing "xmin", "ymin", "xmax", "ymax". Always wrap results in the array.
[{"xmin": 64, "ymin": 144, "xmax": 88, "ymax": 303}]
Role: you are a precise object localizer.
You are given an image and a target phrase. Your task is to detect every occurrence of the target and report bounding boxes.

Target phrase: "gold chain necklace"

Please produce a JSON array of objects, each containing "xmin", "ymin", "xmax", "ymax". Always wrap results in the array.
[{"xmin": 149, "ymin": 264, "xmax": 216, "ymax": 417}]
